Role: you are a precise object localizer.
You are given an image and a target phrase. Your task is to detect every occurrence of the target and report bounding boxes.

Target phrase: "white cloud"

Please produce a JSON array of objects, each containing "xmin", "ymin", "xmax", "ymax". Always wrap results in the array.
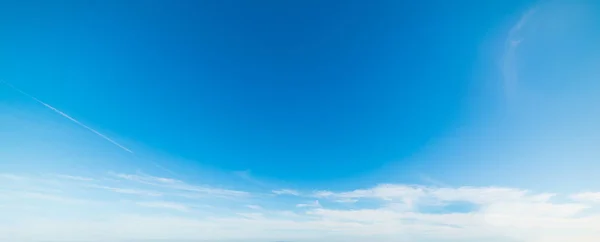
[
  {"xmin": 136, "ymin": 201, "xmax": 190, "ymax": 212},
  {"xmin": 273, "ymin": 189, "xmax": 301, "ymax": 196},
  {"xmin": 315, "ymin": 184, "xmax": 555, "ymax": 206},
  {"xmin": 296, "ymin": 200, "xmax": 321, "ymax": 208},
  {"xmin": 53, "ymin": 174, "xmax": 95, "ymax": 181},
  {"xmin": 90, "ymin": 185, "xmax": 163, "ymax": 197},
  {"xmin": 0, "ymin": 173, "xmax": 27, "ymax": 180},
  {"xmin": 0, "ymin": 191, "xmax": 92, "ymax": 205},
  {"xmin": 2, "ymin": 172, "xmax": 600, "ymax": 242},
  {"xmin": 246, "ymin": 205, "xmax": 263, "ymax": 210},
  {"xmin": 314, "ymin": 184, "xmax": 425, "ymax": 205},
  {"xmin": 334, "ymin": 198, "xmax": 358, "ymax": 203},
  {"xmin": 313, "ymin": 190, "xmax": 334, "ymax": 197},
  {"xmin": 571, "ymin": 192, "xmax": 600, "ymax": 203},
  {"xmin": 109, "ymin": 172, "xmax": 177, "ymax": 184},
  {"xmin": 236, "ymin": 212, "xmax": 264, "ymax": 219},
  {"xmin": 110, "ymin": 172, "xmax": 249, "ymax": 197}
]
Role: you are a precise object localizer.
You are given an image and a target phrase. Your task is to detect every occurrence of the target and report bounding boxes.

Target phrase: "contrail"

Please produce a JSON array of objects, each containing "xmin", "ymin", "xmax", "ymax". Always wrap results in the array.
[{"xmin": 2, "ymin": 81, "xmax": 133, "ymax": 153}]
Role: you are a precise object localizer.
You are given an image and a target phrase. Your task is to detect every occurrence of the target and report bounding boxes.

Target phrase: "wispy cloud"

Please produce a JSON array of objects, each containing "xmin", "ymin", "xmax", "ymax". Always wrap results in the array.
[
  {"xmin": 1, "ymin": 81, "xmax": 133, "ymax": 153},
  {"xmin": 502, "ymin": 7, "xmax": 537, "ymax": 98},
  {"xmin": 272, "ymin": 189, "xmax": 300, "ymax": 196},
  {"xmin": 3, "ymin": 172, "xmax": 600, "ymax": 242},
  {"xmin": 0, "ymin": 191, "xmax": 91, "ymax": 205},
  {"xmin": 110, "ymin": 172, "xmax": 249, "ymax": 197},
  {"xmin": 296, "ymin": 200, "xmax": 321, "ymax": 208},
  {"xmin": 0, "ymin": 173, "xmax": 27, "ymax": 181},
  {"xmin": 246, "ymin": 205, "xmax": 263, "ymax": 210},
  {"xmin": 110, "ymin": 172, "xmax": 178, "ymax": 184},
  {"xmin": 236, "ymin": 212, "xmax": 264, "ymax": 219},
  {"xmin": 313, "ymin": 184, "xmax": 425, "ymax": 204},
  {"xmin": 313, "ymin": 184, "xmax": 552, "ymax": 206},
  {"xmin": 136, "ymin": 201, "xmax": 190, "ymax": 212},
  {"xmin": 90, "ymin": 185, "xmax": 162, "ymax": 197},
  {"xmin": 333, "ymin": 198, "xmax": 358, "ymax": 203},
  {"xmin": 571, "ymin": 192, "xmax": 600, "ymax": 203},
  {"xmin": 53, "ymin": 174, "xmax": 95, "ymax": 182}
]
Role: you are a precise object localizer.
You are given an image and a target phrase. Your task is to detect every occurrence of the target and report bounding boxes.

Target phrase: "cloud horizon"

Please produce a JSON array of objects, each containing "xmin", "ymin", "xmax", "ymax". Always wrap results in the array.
[{"xmin": 2, "ymin": 171, "xmax": 599, "ymax": 242}]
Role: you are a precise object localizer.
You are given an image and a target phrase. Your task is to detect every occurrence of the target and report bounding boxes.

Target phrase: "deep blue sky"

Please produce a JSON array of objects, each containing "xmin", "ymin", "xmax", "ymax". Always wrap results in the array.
[{"xmin": 1, "ymin": 0, "xmax": 552, "ymax": 184}]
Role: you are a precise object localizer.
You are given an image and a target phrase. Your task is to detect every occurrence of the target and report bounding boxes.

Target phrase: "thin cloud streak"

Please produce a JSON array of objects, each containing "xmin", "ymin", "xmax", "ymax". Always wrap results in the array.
[
  {"xmin": 109, "ymin": 172, "xmax": 250, "ymax": 197},
  {"xmin": 53, "ymin": 174, "xmax": 95, "ymax": 181},
  {"xmin": 90, "ymin": 185, "xmax": 163, "ymax": 197},
  {"xmin": 296, "ymin": 200, "xmax": 321, "ymax": 208},
  {"xmin": 502, "ymin": 7, "xmax": 537, "ymax": 99},
  {"xmin": 2, "ymin": 81, "xmax": 133, "ymax": 153},
  {"xmin": 136, "ymin": 201, "xmax": 190, "ymax": 212},
  {"xmin": 272, "ymin": 189, "xmax": 301, "ymax": 196}
]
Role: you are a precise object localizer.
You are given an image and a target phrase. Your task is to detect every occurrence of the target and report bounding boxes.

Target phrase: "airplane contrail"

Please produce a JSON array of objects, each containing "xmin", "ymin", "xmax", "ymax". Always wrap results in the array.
[{"xmin": 2, "ymin": 81, "xmax": 133, "ymax": 153}]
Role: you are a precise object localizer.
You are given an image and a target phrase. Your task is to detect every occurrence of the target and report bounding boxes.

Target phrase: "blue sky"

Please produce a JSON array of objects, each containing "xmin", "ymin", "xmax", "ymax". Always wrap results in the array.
[{"xmin": 2, "ymin": 0, "xmax": 600, "ymax": 241}]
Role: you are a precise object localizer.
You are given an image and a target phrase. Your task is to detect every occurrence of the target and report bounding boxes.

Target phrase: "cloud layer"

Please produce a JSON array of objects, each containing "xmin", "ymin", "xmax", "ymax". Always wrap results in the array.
[{"xmin": 1, "ymin": 172, "xmax": 599, "ymax": 242}]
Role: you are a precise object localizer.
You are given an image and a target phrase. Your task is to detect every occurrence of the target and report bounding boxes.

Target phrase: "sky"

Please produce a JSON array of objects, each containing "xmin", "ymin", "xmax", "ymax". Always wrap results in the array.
[{"xmin": 1, "ymin": 0, "xmax": 600, "ymax": 241}]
